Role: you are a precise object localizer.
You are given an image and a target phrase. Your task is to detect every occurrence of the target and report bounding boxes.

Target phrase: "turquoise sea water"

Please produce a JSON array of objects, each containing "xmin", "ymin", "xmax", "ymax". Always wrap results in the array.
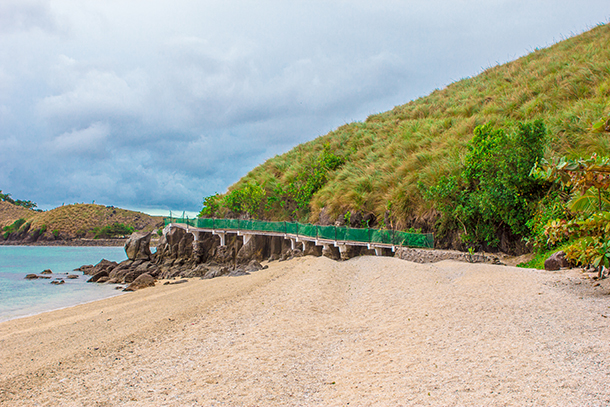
[{"xmin": 0, "ymin": 246, "xmax": 127, "ymax": 322}]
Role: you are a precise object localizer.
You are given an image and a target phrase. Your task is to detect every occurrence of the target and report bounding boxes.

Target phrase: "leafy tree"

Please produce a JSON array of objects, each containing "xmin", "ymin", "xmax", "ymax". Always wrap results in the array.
[
  {"xmin": 198, "ymin": 193, "xmax": 222, "ymax": 218},
  {"xmin": 420, "ymin": 120, "xmax": 547, "ymax": 249},
  {"xmin": 0, "ymin": 190, "xmax": 37, "ymax": 209},
  {"xmin": 533, "ymin": 154, "xmax": 610, "ymax": 275},
  {"xmin": 224, "ymin": 182, "xmax": 266, "ymax": 218}
]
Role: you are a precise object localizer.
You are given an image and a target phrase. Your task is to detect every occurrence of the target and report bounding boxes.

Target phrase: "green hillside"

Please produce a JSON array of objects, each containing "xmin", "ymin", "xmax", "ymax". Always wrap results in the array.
[{"xmin": 203, "ymin": 23, "xmax": 610, "ymax": 251}]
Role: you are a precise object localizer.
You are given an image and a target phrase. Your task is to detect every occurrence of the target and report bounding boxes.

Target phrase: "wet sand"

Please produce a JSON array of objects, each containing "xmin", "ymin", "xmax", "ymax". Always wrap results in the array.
[{"xmin": 1, "ymin": 256, "xmax": 609, "ymax": 406}]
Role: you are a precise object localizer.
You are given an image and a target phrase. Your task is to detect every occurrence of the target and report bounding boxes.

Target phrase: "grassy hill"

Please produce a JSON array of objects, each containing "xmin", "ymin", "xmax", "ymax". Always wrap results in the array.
[
  {"xmin": 209, "ymin": 23, "xmax": 610, "ymax": 247},
  {"xmin": 0, "ymin": 202, "xmax": 163, "ymax": 243},
  {"xmin": 0, "ymin": 201, "xmax": 36, "ymax": 229}
]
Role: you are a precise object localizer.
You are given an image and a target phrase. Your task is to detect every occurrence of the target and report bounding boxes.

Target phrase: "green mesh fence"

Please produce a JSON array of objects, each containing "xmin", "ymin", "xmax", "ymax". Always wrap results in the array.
[
  {"xmin": 286, "ymin": 222, "xmax": 298, "ymax": 235},
  {"xmin": 165, "ymin": 217, "xmax": 433, "ymax": 248},
  {"xmin": 317, "ymin": 225, "xmax": 336, "ymax": 240}
]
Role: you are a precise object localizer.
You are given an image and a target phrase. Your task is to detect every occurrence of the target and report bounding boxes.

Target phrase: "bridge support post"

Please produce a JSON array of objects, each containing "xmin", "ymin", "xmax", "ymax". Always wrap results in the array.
[
  {"xmin": 241, "ymin": 233, "xmax": 253, "ymax": 246},
  {"xmin": 374, "ymin": 247, "xmax": 383, "ymax": 256},
  {"xmin": 338, "ymin": 244, "xmax": 349, "ymax": 261},
  {"xmin": 213, "ymin": 231, "xmax": 226, "ymax": 246}
]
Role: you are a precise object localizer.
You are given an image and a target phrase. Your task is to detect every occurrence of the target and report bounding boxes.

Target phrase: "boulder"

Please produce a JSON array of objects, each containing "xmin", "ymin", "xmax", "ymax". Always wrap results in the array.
[
  {"xmin": 88, "ymin": 270, "xmax": 109, "ymax": 283},
  {"xmin": 78, "ymin": 259, "xmax": 118, "ymax": 276},
  {"xmin": 125, "ymin": 231, "xmax": 153, "ymax": 261},
  {"xmin": 544, "ymin": 250, "xmax": 570, "ymax": 271},
  {"xmin": 66, "ymin": 274, "xmax": 79, "ymax": 279},
  {"xmin": 41, "ymin": 269, "xmax": 53, "ymax": 275},
  {"xmin": 25, "ymin": 274, "xmax": 38, "ymax": 280},
  {"xmin": 124, "ymin": 273, "xmax": 155, "ymax": 291},
  {"xmin": 50, "ymin": 279, "xmax": 65, "ymax": 285}
]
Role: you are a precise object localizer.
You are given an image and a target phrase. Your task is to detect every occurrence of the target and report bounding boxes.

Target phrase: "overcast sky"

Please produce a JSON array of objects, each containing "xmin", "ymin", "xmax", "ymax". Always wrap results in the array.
[{"xmin": 0, "ymin": 1, "xmax": 608, "ymax": 215}]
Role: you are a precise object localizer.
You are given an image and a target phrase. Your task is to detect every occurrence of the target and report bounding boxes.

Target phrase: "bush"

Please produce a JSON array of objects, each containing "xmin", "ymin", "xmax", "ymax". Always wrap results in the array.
[
  {"xmin": 92, "ymin": 223, "xmax": 134, "ymax": 239},
  {"xmin": 420, "ymin": 120, "xmax": 547, "ymax": 249},
  {"xmin": 224, "ymin": 182, "xmax": 266, "ymax": 218}
]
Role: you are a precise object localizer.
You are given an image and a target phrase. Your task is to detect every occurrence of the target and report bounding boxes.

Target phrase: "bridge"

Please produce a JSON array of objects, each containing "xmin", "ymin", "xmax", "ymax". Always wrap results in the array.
[{"xmin": 164, "ymin": 217, "xmax": 434, "ymax": 256}]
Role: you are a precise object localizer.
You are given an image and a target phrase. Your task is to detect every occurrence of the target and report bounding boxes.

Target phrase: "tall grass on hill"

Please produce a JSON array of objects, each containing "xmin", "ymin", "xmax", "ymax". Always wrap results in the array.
[{"xmin": 204, "ymin": 23, "xmax": 610, "ymax": 250}]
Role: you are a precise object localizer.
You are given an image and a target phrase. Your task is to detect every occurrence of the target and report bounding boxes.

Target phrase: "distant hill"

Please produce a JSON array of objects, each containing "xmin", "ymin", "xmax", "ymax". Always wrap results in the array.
[
  {"xmin": 0, "ymin": 201, "xmax": 36, "ymax": 229},
  {"xmin": 210, "ymin": 23, "xmax": 610, "ymax": 242},
  {"xmin": 0, "ymin": 202, "xmax": 163, "ymax": 244}
]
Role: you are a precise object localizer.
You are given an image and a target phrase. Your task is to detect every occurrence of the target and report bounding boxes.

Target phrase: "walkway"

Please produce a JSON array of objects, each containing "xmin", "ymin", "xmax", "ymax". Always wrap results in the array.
[{"xmin": 165, "ymin": 217, "xmax": 434, "ymax": 256}]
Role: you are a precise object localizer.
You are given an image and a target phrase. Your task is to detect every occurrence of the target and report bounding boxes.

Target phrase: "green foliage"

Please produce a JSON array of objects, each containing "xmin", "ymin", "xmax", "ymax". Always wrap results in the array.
[
  {"xmin": 202, "ymin": 144, "xmax": 345, "ymax": 221},
  {"xmin": 0, "ymin": 190, "xmax": 37, "ymax": 210},
  {"xmin": 224, "ymin": 182, "xmax": 266, "ymax": 218},
  {"xmin": 284, "ymin": 144, "xmax": 345, "ymax": 216},
  {"xmin": 344, "ymin": 211, "xmax": 351, "ymax": 225},
  {"xmin": 198, "ymin": 193, "xmax": 222, "ymax": 218},
  {"xmin": 537, "ymin": 154, "xmax": 610, "ymax": 273},
  {"xmin": 92, "ymin": 223, "xmax": 134, "ymax": 239},
  {"xmin": 52, "ymin": 229, "xmax": 59, "ymax": 238},
  {"xmin": 2, "ymin": 218, "xmax": 27, "ymax": 238},
  {"xmin": 421, "ymin": 121, "xmax": 547, "ymax": 248},
  {"xmin": 525, "ymin": 191, "xmax": 572, "ymax": 251}
]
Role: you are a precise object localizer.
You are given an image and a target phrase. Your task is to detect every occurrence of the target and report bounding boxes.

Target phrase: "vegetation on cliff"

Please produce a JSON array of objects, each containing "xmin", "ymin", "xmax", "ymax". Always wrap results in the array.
[{"xmin": 201, "ymin": 23, "xmax": 610, "ymax": 254}]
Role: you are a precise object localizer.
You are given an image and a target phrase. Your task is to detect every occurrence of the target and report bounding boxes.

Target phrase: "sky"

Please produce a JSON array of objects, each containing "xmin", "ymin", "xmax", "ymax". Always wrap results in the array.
[{"xmin": 0, "ymin": 1, "xmax": 608, "ymax": 216}]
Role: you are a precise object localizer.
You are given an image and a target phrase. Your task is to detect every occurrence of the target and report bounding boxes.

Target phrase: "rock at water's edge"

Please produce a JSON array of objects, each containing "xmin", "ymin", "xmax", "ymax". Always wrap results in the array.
[{"xmin": 125, "ymin": 231, "xmax": 153, "ymax": 261}]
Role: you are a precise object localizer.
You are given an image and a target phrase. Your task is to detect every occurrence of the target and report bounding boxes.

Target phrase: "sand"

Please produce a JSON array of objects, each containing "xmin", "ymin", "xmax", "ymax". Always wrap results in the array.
[{"xmin": 1, "ymin": 256, "xmax": 609, "ymax": 406}]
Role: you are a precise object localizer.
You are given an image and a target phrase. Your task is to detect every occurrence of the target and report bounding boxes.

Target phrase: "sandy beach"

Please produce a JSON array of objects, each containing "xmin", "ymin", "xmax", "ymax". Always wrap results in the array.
[{"xmin": 1, "ymin": 255, "xmax": 609, "ymax": 406}]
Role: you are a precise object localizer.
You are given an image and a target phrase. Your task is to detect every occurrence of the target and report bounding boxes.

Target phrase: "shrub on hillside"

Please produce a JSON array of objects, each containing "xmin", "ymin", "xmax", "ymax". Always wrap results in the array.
[
  {"xmin": 420, "ymin": 120, "xmax": 547, "ymax": 250},
  {"xmin": 92, "ymin": 223, "xmax": 134, "ymax": 239}
]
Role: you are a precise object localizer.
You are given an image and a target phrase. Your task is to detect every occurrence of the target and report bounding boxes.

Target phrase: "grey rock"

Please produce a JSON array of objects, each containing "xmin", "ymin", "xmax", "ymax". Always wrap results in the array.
[
  {"xmin": 544, "ymin": 250, "xmax": 570, "ymax": 271},
  {"xmin": 124, "ymin": 273, "xmax": 155, "ymax": 291},
  {"xmin": 125, "ymin": 231, "xmax": 153, "ymax": 261},
  {"xmin": 88, "ymin": 270, "xmax": 109, "ymax": 283}
]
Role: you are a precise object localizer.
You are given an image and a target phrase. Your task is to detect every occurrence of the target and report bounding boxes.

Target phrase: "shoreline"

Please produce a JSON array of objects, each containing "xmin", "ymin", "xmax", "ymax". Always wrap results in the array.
[
  {"xmin": 1, "ymin": 256, "xmax": 609, "ymax": 405},
  {"xmin": 0, "ymin": 237, "xmax": 162, "ymax": 247}
]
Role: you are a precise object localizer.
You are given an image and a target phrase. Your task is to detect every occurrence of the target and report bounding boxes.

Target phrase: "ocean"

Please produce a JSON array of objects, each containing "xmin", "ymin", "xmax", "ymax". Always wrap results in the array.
[{"xmin": 0, "ymin": 246, "xmax": 128, "ymax": 322}]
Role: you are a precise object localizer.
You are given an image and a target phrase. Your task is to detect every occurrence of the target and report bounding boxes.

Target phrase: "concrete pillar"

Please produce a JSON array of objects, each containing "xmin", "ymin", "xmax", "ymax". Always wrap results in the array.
[
  {"xmin": 213, "ymin": 231, "xmax": 226, "ymax": 246},
  {"xmin": 338, "ymin": 244, "xmax": 349, "ymax": 261},
  {"xmin": 374, "ymin": 247, "xmax": 383, "ymax": 256},
  {"xmin": 290, "ymin": 238, "xmax": 296, "ymax": 251},
  {"xmin": 241, "ymin": 233, "xmax": 253, "ymax": 246}
]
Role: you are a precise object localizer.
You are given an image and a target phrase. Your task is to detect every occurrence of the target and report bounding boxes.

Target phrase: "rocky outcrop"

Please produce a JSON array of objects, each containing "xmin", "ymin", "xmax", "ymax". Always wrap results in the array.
[
  {"xmin": 544, "ymin": 250, "xmax": 570, "ymax": 271},
  {"xmin": 76, "ymin": 259, "xmax": 118, "ymax": 276},
  {"xmin": 125, "ymin": 232, "xmax": 153, "ymax": 260}
]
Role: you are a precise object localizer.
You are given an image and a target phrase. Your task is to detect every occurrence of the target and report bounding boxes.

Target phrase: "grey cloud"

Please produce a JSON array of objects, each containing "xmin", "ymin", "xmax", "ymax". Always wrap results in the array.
[{"xmin": 49, "ymin": 122, "xmax": 110, "ymax": 158}]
